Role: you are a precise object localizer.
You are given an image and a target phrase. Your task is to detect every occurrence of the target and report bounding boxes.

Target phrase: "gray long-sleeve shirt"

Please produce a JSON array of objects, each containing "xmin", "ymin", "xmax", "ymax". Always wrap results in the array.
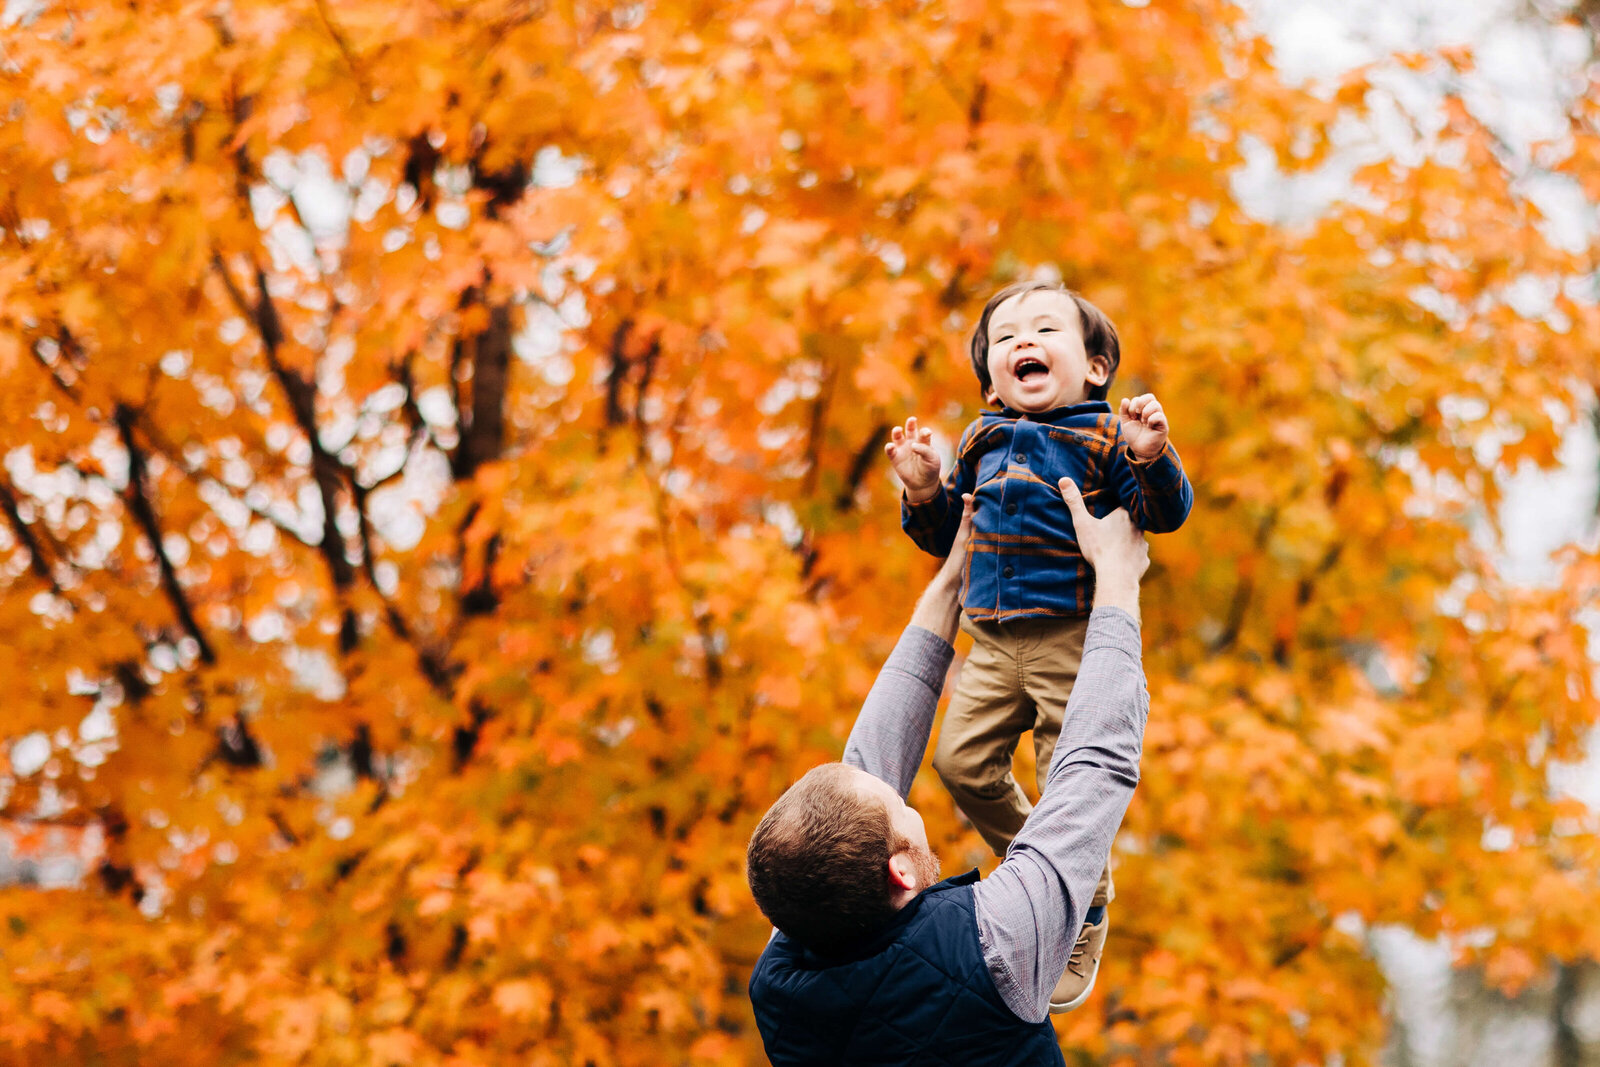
[{"xmin": 841, "ymin": 607, "xmax": 1149, "ymax": 1023}]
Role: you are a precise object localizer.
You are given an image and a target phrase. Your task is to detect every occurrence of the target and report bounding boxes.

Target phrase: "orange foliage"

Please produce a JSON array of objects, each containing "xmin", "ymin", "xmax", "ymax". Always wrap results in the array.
[{"xmin": 0, "ymin": 1, "xmax": 1597, "ymax": 1064}]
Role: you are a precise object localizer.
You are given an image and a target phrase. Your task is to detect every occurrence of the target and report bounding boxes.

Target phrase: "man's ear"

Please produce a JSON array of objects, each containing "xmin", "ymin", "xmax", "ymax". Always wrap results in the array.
[
  {"xmin": 887, "ymin": 851, "xmax": 921, "ymax": 893},
  {"xmin": 1086, "ymin": 353, "xmax": 1111, "ymax": 388}
]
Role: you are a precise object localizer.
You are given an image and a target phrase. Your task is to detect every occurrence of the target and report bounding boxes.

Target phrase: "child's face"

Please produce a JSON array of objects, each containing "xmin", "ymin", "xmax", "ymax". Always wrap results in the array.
[{"xmin": 983, "ymin": 290, "xmax": 1110, "ymax": 413}]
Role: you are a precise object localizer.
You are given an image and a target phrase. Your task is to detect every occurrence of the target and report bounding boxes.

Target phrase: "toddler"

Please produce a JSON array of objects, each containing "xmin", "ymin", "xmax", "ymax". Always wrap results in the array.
[{"xmin": 885, "ymin": 280, "xmax": 1192, "ymax": 1012}]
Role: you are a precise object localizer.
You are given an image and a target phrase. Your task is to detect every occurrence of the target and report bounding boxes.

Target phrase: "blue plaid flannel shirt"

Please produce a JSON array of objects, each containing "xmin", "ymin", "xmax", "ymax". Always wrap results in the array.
[{"xmin": 901, "ymin": 401, "xmax": 1193, "ymax": 621}]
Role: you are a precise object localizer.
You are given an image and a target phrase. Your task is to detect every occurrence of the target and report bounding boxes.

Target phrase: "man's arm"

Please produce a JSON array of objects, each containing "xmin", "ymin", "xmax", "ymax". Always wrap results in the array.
[
  {"xmin": 843, "ymin": 495, "xmax": 973, "ymax": 799},
  {"xmin": 972, "ymin": 479, "xmax": 1151, "ymax": 1022}
]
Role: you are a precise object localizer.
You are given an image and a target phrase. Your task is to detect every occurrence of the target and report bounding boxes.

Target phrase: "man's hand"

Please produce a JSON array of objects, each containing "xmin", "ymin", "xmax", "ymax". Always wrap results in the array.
[
  {"xmin": 885, "ymin": 417, "xmax": 943, "ymax": 504},
  {"xmin": 1118, "ymin": 393, "xmax": 1169, "ymax": 462},
  {"xmin": 909, "ymin": 494, "xmax": 974, "ymax": 643},
  {"xmin": 1058, "ymin": 478, "xmax": 1148, "ymax": 619},
  {"xmin": 935, "ymin": 493, "xmax": 975, "ymax": 585}
]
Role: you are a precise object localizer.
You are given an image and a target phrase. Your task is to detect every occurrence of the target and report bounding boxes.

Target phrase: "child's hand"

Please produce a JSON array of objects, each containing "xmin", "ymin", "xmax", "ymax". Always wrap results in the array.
[
  {"xmin": 1119, "ymin": 393, "xmax": 1170, "ymax": 462},
  {"xmin": 885, "ymin": 417, "xmax": 942, "ymax": 503}
]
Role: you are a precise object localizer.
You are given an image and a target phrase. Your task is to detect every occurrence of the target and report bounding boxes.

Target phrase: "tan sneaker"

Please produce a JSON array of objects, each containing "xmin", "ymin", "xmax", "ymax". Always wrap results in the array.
[{"xmin": 1049, "ymin": 862, "xmax": 1114, "ymax": 1014}]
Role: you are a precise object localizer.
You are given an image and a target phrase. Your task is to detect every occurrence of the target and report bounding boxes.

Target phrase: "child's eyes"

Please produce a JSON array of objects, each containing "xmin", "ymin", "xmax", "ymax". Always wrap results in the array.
[
  {"xmin": 1039, "ymin": 327, "xmax": 1055, "ymax": 333},
  {"xmin": 995, "ymin": 335, "xmax": 1013, "ymax": 344}
]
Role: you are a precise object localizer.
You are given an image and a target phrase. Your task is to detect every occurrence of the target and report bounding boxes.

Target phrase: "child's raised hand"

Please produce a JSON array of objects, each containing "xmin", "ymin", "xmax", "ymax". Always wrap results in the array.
[
  {"xmin": 1118, "ymin": 393, "xmax": 1170, "ymax": 461},
  {"xmin": 884, "ymin": 416, "xmax": 943, "ymax": 502}
]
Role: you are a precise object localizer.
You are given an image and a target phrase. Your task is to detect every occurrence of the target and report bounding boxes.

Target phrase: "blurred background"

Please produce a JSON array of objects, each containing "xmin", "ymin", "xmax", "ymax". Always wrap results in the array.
[
  {"xmin": 1238, "ymin": 2, "xmax": 1600, "ymax": 1060},
  {"xmin": 1, "ymin": 0, "xmax": 1597, "ymax": 1063}
]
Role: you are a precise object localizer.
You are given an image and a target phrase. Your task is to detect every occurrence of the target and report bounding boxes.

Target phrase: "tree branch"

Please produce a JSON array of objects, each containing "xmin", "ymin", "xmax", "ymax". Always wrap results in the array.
[
  {"xmin": 835, "ymin": 421, "xmax": 890, "ymax": 512},
  {"xmin": 312, "ymin": 0, "xmax": 369, "ymax": 91},
  {"xmin": 134, "ymin": 414, "xmax": 320, "ymax": 548},
  {"xmin": 452, "ymin": 298, "xmax": 511, "ymax": 480},
  {"xmin": 0, "ymin": 476, "xmax": 66, "ymax": 593},
  {"xmin": 799, "ymin": 359, "xmax": 836, "ymax": 498},
  {"xmin": 215, "ymin": 254, "xmax": 358, "ymax": 600},
  {"xmin": 114, "ymin": 404, "xmax": 217, "ymax": 665},
  {"xmin": 27, "ymin": 326, "xmax": 82, "ymax": 400},
  {"xmin": 604, "ymin": 318, "xmax": 634, "ymax": 429},
  {"xmin": 350, "ymin": 479, "xmax": 453, "ymax": 696},
  {"xmin": 1211, "ymin": 509, "xmax": 1278, "ymax": 655},
  {"xmin": 632, "ymin": 335, "xmax": 661, "ymax": 462}
]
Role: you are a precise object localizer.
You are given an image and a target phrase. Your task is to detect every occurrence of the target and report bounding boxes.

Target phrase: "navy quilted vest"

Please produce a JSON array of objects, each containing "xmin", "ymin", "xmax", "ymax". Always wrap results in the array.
[{"xmin": 748, "ymin": 870, "xmax": 1064, "ymax": 1066}]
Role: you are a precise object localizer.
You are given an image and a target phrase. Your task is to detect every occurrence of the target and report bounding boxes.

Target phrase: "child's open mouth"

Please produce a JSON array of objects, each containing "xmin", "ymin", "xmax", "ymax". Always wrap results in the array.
[{"xmin": 1014, "ymin": 357, "xmax": 1049, "ymax": 382}]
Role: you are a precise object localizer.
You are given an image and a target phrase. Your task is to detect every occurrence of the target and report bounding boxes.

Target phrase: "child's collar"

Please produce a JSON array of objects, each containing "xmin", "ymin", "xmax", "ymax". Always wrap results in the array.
[{"xmin": 989, "ymin": 400, "xmax": 1112, "ymax": 423}]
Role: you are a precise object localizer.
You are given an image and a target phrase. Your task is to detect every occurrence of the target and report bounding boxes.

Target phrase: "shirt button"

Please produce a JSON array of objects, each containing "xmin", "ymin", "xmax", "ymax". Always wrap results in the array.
[
  {"xmin": 1003, "ymin": 565, "xmax": 1015, "ymax": 578},
  {"xmin": 1013, "ymin": 453, "xmax": 1027, "ymax": 464},
  {"xmin": 1005, "ymin": 503, "xmax": 1017, "ymax": 515}
]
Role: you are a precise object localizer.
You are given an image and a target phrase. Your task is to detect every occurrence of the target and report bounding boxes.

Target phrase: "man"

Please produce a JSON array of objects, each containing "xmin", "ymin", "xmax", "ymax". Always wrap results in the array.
[{"xmin": 746, "ymin": 479, "xmax": 1152, "ymax": 1064}]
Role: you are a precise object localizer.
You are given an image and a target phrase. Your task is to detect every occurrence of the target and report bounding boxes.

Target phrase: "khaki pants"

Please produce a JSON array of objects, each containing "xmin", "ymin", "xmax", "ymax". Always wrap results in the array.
[{"xmin": 934, "ymin": 614, "xmax": 1103, "ymax": 864}]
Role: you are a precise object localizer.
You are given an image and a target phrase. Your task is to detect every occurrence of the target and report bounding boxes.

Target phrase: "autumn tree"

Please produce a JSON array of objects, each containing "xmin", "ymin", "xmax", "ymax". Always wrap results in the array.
[{"xmin": 0, "ymin": 1, "xmax": 1597, "ymax": 1064}]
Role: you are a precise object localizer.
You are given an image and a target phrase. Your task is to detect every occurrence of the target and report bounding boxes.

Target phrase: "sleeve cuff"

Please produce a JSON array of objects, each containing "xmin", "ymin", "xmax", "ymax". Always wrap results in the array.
[
  {"xmin": 894, "ymin": 626, "xmax": 956, "ymax": 690},
  {"xmin": 1083, "ymin": 607, "xmax": 1142, "ymax": 658},
  {"xmin": 1127, "ymin": 442, "xmax": 1184, "ymax": 490}
]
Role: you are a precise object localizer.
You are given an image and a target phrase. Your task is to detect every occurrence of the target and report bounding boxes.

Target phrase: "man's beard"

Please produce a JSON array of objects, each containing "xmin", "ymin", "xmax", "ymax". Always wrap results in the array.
[{"xmin": 909, "ymin": 841, "xmax": 942, "ymax": 889}]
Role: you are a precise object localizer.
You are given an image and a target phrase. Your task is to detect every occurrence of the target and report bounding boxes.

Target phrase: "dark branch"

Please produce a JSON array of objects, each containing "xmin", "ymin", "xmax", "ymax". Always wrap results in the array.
[
  {"xmin": 604, "ymin": 318, "xmax": 634, "ymax": 428},
  {"xmin": 27, "ymin": 328, "xmax": 81, "ymax": 400},
  {"xmin": 393, "ymin": 349, "xmax": 437, "ymax": 453},
  {"xmin": 0, "ymin": 477, "xmax": 63, "ymax": 591},
  {"xmin": 312, "ymin": 0, "xmax": 368, "ymax": 90},
  {"xmin": 269, "ymin": 811, "xmax": 300, "ymax": 847},
  {"xmin": 115, "ymin": 405, "xmax": 217, "ymax": 665},
  {"xmin": 216, "ymin": 714, "xmax": 263, "ymax": 767},
  {"xmin": 835, "ymin": 421, "xmax": 890, "ymax": 512},
  {"xmin": 451, "ymin": 299, "xmax": 511, "ymax": 480},
  {"xmin": 350, "ymin": 479, "xmax": 454, "ymax": 696},
  {"xmin": 968, "ymin": 79, "xmax": 988, "ymax": 129},
  {"xmin": 471, "ymin": 143, "xmax": 529, "ymax": 221},
  {"xmin": 349, "ymin": 722, "xmax": 375, "ymax": 778},
  {"xmin": 799, "ymin": 363, "xmax": 836, "ymax": 498},
  {"xmin": 228, "ymin": 90, "xmax": 254, "ymax": 204},
  {"xmin": 95, "ymin": 806, "xmax": 144, "ymax": 905},
  {"xmin": 632, "ymin": 336, "xmax": 661, "ymax": 460},
  {"xmin": 135, "ymin": 416, "xmax": 320, "ymax": 548},
  {"xmin": 221, "ymin": 258, "xmax": 356, "ymax": 596},
  {"xmin": 401, "ymin": 132, "xmax": 441, "ymax": 212},
  {"xmin": 452, "ymin": 702, "xmax": 492, "ymax": 771},
  {"xmin": 460, "ymin": 532, "xmax": 500, "ymax": 617},
  {"xmin": 1210, "ymin": 509, "xmax": 1278, "ymax": 655}
]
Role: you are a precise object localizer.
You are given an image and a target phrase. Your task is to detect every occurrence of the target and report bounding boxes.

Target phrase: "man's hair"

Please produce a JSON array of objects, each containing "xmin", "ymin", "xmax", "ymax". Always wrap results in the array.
[
  {"xmin": 746, "ymin": 763, "xmax": 904, "ymax": 954},
  {"xmin": 968, "ymin": 281, "xmax": 1122, "ymax": 404}
]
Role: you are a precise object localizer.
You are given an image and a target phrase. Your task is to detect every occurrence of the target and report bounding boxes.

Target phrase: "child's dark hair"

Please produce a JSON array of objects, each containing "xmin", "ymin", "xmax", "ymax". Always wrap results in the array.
[{"xmin": 968, "ymin": 281, "xmax": 1121, "ymax": 403}]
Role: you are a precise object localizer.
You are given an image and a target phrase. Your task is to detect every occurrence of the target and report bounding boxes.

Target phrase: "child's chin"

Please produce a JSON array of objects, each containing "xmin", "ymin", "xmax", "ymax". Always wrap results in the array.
[{"xmin": 1011, "ymin": 397, "xmax": 1059, "ymax": 413}]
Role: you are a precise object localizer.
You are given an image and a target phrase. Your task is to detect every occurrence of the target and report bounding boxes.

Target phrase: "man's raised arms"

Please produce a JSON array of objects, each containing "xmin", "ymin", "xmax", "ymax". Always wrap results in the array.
[{"xmin": 972, "ymin": 477, "xmax": 1152, "ymax": 1022}]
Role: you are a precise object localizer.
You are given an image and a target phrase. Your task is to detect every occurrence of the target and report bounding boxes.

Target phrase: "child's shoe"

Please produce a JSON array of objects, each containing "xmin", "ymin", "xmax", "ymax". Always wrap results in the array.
[{"xmin": 1048, "ymin": 862, "xmax": 1114, "ymax": 1013}]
